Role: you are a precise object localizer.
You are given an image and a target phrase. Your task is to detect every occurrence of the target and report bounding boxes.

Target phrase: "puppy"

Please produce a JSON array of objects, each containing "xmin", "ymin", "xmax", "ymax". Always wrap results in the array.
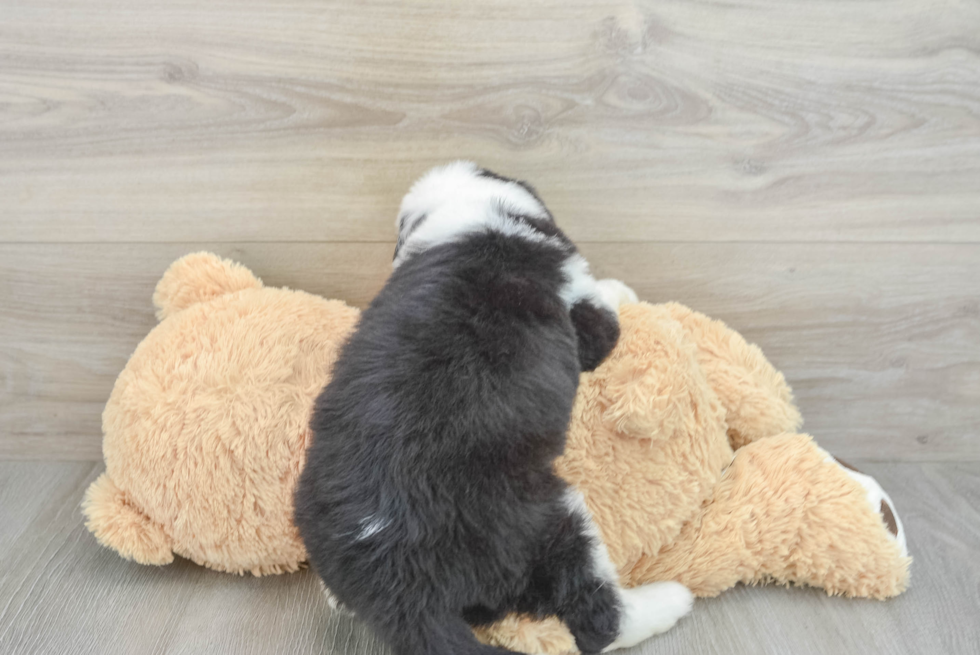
[{"xmin": 294, "ymin": 162, "xmax": 692, "ymax": 655}]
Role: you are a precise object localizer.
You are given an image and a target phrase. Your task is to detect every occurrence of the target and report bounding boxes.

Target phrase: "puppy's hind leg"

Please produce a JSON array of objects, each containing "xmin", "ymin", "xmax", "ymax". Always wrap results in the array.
[
  {"xmin": 513, "ymin": 491, "xmax": 622, "ymax": 654},
  {"xmin": 603, "ymin": 582, "xmax": 693, "ymax": 651},
  {"xmin": 516, "ymin": 537, "xmax": 621, "ymax": 654},
  {"xmin": 552, "ymin": 490, "xmax": 693, "ymax": 653}
]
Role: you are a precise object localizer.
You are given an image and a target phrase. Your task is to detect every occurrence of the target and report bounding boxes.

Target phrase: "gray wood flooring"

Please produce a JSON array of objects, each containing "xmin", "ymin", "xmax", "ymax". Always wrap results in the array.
[{"xmin": 1, "ymin": 461, "xmax": 977, "ymax": 655}]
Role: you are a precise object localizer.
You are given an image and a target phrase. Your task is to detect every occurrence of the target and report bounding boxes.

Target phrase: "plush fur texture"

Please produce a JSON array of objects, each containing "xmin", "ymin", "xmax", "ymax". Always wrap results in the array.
[
  {"xmin": 490, "ymin": 303, "xmax": 911, "ymax": 653},
  {"xmin": 294, "ymin": 162, "xmax": 686, "ymax": 655},
  {"xmin": 85, "ymin": 252, "xmax": 360, "ymax": 575},
  {"xmin": 83, "ymin": 253, "xmax": 911, "ymax": 655}
]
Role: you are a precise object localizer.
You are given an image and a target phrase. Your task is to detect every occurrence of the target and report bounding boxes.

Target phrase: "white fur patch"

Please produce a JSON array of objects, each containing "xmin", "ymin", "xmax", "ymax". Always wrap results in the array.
[
  {"xmin": 318, "ymin": 579, "xmax": 353, "ymax": 615},
  {"xmin": 558, "ymin": 255, "xmax": 636, "ymax": 313},
  {"xmin": 563, "ymin": 488, "xmax": 620, "ymax": 584},
  {"xmin": 355, "ymin": 514, "xmax": 391, "ymax": 541},
  {"xmin": 595, "ymin": 279, "xmax": 638, "ymax": 309},
  {"xmin": 564, "ymin": 488, "xmax": 693, "ymax": 649},
  {"xmin": 559, "ymin": 254, "xmax": 603, "ymax": 310},
  {"xmin": 394, "ymin": 162, "xmax": 641, "ymax": 322},
  {"xmin": 603, "ymin": 582, "xmax": 694, "ymax": 651},
  {"xmin": 394, "ymin": 161, "xmax": 558, "ymax": 268}
]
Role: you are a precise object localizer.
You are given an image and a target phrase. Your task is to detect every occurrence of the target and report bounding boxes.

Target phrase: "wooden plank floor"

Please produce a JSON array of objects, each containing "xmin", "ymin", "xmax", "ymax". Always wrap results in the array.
[{"xmin": 0, "ymin": 460, "xmax": 977, "ymax": 655}]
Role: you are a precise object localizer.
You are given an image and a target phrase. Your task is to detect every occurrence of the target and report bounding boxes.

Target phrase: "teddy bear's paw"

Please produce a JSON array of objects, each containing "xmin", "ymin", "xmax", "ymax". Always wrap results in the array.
[
  {"xmin": 833, "ymin": 457, "xmax": 908, "ymax": 558},
  {"xmin": 603, "ymin": 581, "xmax": 693, "ymax": 651},
  {"xmin": 596, "ymin": 279, "xmax": 639, "ymax": 311},
  {"xmin": 319, "ymin": 579, "xmax": 354, "ymax": 615}
]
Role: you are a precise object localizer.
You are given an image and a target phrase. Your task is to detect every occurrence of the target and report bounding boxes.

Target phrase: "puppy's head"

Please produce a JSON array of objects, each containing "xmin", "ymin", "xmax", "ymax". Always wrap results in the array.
[{"xmin": 393, "ymin": 161, "xmax": 557, "ymax": 267}]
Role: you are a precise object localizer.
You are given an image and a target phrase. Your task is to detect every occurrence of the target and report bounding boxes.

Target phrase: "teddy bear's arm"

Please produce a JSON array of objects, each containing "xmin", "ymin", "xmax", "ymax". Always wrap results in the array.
[{"xmin": 664, "ymin": 303, "xmax": 803, "ymax": 449}]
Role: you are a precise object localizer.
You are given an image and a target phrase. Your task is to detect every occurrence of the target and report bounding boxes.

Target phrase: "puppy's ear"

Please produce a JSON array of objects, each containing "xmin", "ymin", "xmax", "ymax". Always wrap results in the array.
[
  {"xmin": 393, "ymin": 212, "xmax": 428, "ymax": 263},
  {"xmin": 393, "ymin": 212, "xmax": 409, "ymax": 262},
  {"xmin": 570, "ymin": 301, "xmax": 620, "ymax": 371}
]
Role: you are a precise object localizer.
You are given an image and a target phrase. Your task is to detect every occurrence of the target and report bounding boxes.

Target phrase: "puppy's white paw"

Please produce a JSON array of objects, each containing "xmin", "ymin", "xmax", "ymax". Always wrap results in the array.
[
  {"xmin": 596, "ymin": 279, "xmax": 639, "ymax": 311},
  {"xmin": 603, "ymin": 581, "xmax": 693, "ymax": 651}
]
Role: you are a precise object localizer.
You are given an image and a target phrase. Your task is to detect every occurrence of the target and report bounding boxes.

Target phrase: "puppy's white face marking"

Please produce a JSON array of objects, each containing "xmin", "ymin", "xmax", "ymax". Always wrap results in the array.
[{"xmin": 393, "ymin": 161, "xmax": 556, "ymax": 267}]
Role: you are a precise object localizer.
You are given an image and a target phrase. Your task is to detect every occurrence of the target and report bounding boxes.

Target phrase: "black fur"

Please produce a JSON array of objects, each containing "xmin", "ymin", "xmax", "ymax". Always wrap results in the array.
[
  {"xmin": 295, "ymin": 225, "xmax": 622, "ymax": 654},
  {"xmin": 394, "ymin": 212, "xmax": 429, "ymax": 261},
  {"xmin": 570, "ymin": 301, "xmax": 621, "ymax": 371},
  {"xmin": 506, "ymin": 211, "xmax": 575, "ymax": 251},
  {"xmin": 478, "ymin": 167, "xmax": 554, "ymax": 221}
]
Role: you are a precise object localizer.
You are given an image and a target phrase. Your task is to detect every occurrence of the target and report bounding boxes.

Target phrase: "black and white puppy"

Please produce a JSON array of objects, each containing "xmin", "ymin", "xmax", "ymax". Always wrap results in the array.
[{"xmin": 294, "ymin": 161, "xmax": 692, "ymax": 655}]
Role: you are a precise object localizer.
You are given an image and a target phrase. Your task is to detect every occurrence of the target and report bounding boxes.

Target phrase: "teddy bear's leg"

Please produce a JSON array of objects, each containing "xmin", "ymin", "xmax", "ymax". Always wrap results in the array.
[
  {"xmin": 629, "ymin": 434, "xmax": 911, "ymax": 600},
  {"xmin": 472, "ymin": 615, "xmax": 576, "ymax": 655},
  {"xmin": 82, "ymin": 473, "xmax": 174, "ymax": 565},
  {"xmin": 826, "ymin": 456, "xmax": 908, "ymax": 557},
  {"xmin": 664, "ymin": 303, "xmax": 802, "ymax": 449}
]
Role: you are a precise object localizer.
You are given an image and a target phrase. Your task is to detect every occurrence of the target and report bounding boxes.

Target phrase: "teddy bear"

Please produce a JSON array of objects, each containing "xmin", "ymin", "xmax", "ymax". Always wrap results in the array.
[
  {"xmin": 475, "ymin": 303, "xmax": 911, "ymax": 652},
  {"xmin": 83, "ymin": 252, "xmax": 910, "ymax": 654}
]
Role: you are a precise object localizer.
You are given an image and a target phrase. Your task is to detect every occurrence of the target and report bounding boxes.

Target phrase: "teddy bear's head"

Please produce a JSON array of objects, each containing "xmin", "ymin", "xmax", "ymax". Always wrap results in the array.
[{"xmin": 86, "ymin": 252, "xmax": 360, "ymax": 574}]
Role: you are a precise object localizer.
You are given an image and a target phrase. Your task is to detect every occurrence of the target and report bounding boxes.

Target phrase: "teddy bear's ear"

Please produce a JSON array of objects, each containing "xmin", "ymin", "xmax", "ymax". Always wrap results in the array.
[
  {"xmin": 152, "ymin": 252, "xmax": 263, "ymax": 321},
  {"xmin": 598, "ymin": 349, "xmax": 708, "ymax": 441},
  {"xmin": 595, "ymin": 303, "xmax": 724, "ymax": 441}
]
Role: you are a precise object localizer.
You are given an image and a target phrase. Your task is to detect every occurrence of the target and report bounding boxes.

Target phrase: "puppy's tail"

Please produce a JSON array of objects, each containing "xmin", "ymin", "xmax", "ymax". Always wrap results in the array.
[{"xmin": 385, "ymin": 611, "xmax": 516, "ymax": 655}]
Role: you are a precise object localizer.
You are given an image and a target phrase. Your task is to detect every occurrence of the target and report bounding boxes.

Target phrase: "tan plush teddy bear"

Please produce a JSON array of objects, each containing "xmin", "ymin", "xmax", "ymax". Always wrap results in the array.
[
  {"xmin": 83, "ymin": 252, "xmax": 910, "ymax": 653},
  {"xmin": 476, "ymin": 302, "xmax": 910, "ymax": 652}
]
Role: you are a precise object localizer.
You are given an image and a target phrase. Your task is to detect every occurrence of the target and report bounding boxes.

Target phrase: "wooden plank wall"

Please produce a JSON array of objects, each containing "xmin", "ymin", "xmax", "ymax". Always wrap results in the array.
[{"xmin": 1, "ymin": 0, "xmax": 978, "ymax": 461}]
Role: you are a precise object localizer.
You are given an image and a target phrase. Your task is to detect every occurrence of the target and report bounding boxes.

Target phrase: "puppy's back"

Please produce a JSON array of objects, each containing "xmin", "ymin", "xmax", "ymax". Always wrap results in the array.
[{"xmin": 297, "ymin": 230, "xmax": 582, "ymax": 605}]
